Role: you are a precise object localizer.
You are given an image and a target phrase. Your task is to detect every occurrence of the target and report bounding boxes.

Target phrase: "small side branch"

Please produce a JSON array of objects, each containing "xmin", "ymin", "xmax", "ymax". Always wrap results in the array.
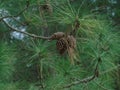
[
  {"xmin": 70, "ymin": 17, "xmax": 80, "ymax": 37},
  {"xmin": 63, "ymin": 59, "xmax": 100, "ymax": 88},
  {"xmin": 63, "ymin": 75, "xmax": 96, "ymax": 88},
  {"xmin": 2, "ymin": 20, "xmax": 51, "ymax": 40}
]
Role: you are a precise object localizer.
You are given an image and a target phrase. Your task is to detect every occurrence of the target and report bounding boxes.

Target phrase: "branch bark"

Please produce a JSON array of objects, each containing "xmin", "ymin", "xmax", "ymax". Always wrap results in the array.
[
  {"xmin": 63, "ymin": 59, "xmax": 100, "ymax": 88},
  {"xmin": 2, "ymin": 20, "xmax": 51, "ymax": 40}
]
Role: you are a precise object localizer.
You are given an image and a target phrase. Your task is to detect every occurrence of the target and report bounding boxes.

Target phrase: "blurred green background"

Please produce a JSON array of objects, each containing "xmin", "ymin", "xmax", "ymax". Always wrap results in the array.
[{"xmin": 0, "ymin": 0, "xmax": 120, "ymax": 90}]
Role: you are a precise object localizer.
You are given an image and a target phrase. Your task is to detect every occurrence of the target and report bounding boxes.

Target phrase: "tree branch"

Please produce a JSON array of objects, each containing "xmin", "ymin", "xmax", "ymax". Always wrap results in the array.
[
  {"xmin": 0, "ymin": 1, "xmax": 51, "ymax": 40},
  {"xmin": 63, "ymin": 59, "xmax": 100, "ymax": 88},
  {"xmin": 2, "ymin": 20, "xmax": 51, "ymax": 40},
  {"xmin": 63, "ymin": 75, "xmax": 96, "ymax": 88}
]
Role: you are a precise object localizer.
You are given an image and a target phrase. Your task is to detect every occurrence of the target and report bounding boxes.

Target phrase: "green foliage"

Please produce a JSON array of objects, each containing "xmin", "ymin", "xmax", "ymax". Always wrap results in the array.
[
  {"xmin": 0, "ymin": 42, "xmax": 16, "ymax": 82},
  {"xmin": 0, "ymin": 0, "xmax": 120, "ymax": 90}
]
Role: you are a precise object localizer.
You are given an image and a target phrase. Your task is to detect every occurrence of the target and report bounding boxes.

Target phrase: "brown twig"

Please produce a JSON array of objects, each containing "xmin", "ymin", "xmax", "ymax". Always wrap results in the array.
[
  {"xmin": 0, "ymin": 1, "xmax": 50, "ymax": 40},
  {"xmin": 63, "ymin": 75, "xmax": 96, "ymax": 88},
  {"xmin": 2, "ymin": 20, "xmax": 51, "ymax": 40},
  {"xmin": 63, "ymin": 58, "xmax": 100, "ymax": 88},
  {"xmin": 70, "ymin": 17, "xmax": 80, "ymax": 37}
]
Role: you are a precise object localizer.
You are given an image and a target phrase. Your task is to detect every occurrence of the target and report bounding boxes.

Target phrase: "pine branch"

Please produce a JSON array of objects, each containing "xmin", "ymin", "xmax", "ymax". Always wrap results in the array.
[
  {"xmin": 70, "ymin": 18, "xmax": 80, "ymax": 36},
  {"xmin": 63, "ymin": 75, "xmax": 96, "ymax": 88},
  {"xmin": 0, "ymin": 1, "xmax": 50, "ymax": 40},
  {"xmin": 2, "ymin": 20, "xmax": 51, "ymax": 40},
  {"xmin": 63, "ymin": 58, "xmax": 100, "ymax": 88}
]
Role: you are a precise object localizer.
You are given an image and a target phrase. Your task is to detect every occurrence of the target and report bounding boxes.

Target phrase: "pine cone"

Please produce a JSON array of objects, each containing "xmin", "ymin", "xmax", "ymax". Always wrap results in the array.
[
  {"xmin": 56, "ymin": 38, "xmax": 67, "ymax": 54},
  {"xmin": 50, "ymin": 32, "xmax": 65, "ymax": 40}
]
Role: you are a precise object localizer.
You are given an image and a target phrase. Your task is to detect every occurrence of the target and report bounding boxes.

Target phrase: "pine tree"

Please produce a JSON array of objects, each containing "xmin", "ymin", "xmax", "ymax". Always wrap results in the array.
[{"xmin": 0, "ymin": 0, "xmax": 120, "ymax": 90}]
